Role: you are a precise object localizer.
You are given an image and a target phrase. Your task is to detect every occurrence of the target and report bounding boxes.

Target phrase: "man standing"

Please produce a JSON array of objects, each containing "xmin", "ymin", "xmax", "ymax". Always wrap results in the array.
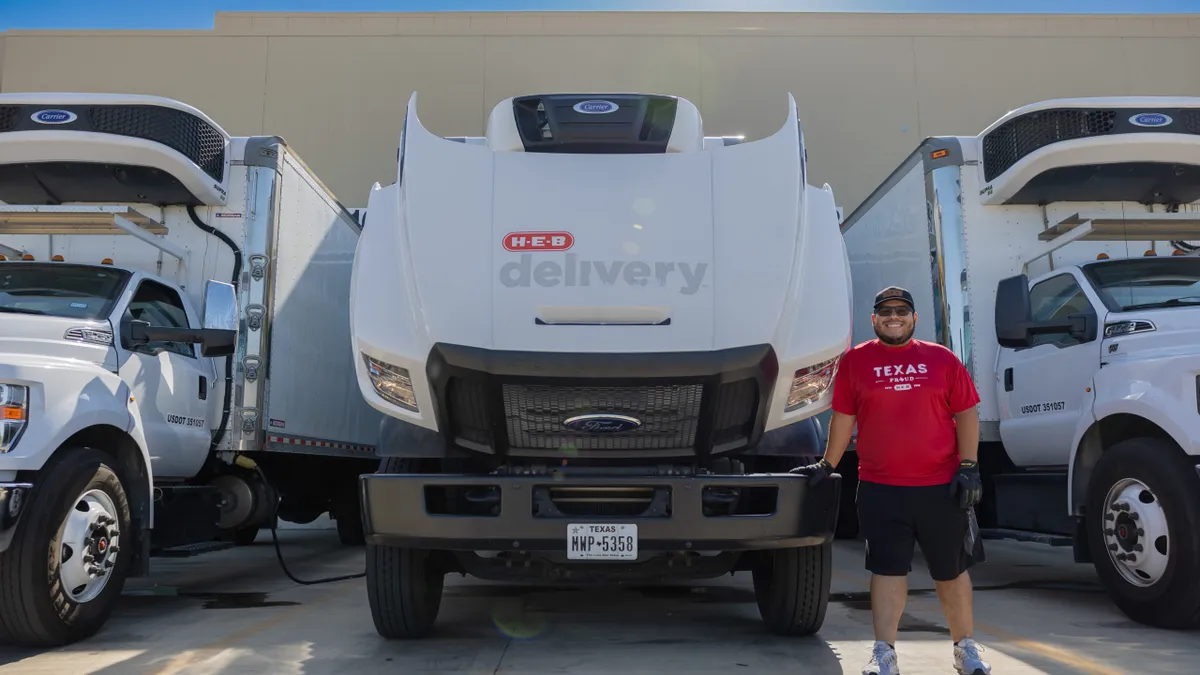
[{"xmin": 796, "ymin": 287, "xmax": 991, "ymax": 675}]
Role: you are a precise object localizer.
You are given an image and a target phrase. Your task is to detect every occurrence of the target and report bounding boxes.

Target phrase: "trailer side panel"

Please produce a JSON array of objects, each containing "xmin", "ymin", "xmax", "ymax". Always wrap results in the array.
[
  {"xmin": 260, "ymin": 147, "xmax": 383, "ymax": 455},
  {"xmin": 842, "ymin": 152, "xmax": 937, "ymax": 348}
]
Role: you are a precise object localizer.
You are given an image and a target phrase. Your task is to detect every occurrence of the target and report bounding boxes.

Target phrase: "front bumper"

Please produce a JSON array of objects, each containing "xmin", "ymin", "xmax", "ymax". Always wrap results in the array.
[
  {"xmin": 0, "ymin": 482, "xmax": 33, "ymax": 553},
  {"xmin": 361, "ymin": 471, "xmax": 841, "ymax": 553}
]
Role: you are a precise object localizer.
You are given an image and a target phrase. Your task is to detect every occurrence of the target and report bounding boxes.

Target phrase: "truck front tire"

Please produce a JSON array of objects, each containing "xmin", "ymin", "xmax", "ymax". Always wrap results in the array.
[
  {"xmin": 0, "ymin": 447, "xmax": 132, "ymax": 647},
  {"xmin": 1085, "ymin": 437, "xmax": 1200, "ymax": 629},
  {"xmin": 752, "ymin": 541, "xmax": 832, "ymax": 636},
  {"xmin": 365, "ymin": 457, "xmax": 444, "ymax": 639}
]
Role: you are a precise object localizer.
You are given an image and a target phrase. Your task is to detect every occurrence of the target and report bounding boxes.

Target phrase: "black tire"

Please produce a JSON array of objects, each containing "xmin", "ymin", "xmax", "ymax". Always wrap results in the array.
[
  {"xmin": 335, "ymin": 509, "xmax": 365, "ymax": 547},
  {"xmin": 0, "ymin": 447, "xmax": 133, "ymax": 647},
  {"xmin": 231, "ymin": 527, "xmax": 260, "ymax": 546},
  {"xmin": 1085, "ymin": 437, "xmax": 1200, "ymax": 629},
  {"xmin": 365, "ymin": 457, "xmax": 444, "ymax": 639},
  {"xmin": 752, "ymin": 541, "xmax": 832, "ymax": 636},
  {"xmin": 332, "ymin": 493, "xmax": 365, "ymax": 547}
]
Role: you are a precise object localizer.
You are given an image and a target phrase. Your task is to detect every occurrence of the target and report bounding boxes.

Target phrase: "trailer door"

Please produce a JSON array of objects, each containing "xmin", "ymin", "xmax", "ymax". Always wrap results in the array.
[{"xmin": 996, "ymin": 270, "xmax": 1103, "ymax": 467}]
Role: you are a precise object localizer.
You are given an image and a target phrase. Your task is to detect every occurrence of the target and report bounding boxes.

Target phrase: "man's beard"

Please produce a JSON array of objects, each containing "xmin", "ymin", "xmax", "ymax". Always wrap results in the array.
[{"xmin": 874, "ymin": 323, "xmax": 914, "ymax": 346}]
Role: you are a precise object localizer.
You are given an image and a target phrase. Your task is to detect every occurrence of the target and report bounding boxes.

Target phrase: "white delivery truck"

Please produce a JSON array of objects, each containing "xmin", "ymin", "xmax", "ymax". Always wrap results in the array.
[
  {"xmin": 0, "ymin": 92, "xmax": 383, "ymax": 647},
  {"xmin": 839, "ymin": 96, "xmax": 1200, "ymax": 629},
  {"xmin": 349, "ymin": 92, "xmax": 852, "ymax": 638}
]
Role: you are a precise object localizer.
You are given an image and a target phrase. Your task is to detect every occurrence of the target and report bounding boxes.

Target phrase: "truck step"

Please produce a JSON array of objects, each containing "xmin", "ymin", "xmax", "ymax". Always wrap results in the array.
[
  {"xmin": 980, "ymin": 528, "xmax": 1073, "ymax": 547},
  {"xmin": 154, "ymin": 541, "xmax": 237, "ymax": 558}
]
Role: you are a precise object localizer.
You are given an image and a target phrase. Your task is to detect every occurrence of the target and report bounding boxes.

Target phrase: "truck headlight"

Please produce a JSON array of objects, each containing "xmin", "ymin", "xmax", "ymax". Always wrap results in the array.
[
  {"xmin": 785, "ymin": 356, "xmax": 840, "ymax": 412},
  {"xmin": 363, "ymin": 354, "xmax": 419, "ymax": 412},
  {"xmin": 0, "ymin": 384, "xmax": 29, "ymax": 454}
]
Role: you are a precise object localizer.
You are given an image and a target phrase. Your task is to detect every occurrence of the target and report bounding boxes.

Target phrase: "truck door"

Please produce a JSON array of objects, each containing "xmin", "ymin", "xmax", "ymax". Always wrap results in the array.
[
  {"xmin": 996, "ymin": 270, "xmax": 1103, "ymax": 467},
  {"xmin": 116, "ymin": 278, "xmax": 213, "ymax": 479}
]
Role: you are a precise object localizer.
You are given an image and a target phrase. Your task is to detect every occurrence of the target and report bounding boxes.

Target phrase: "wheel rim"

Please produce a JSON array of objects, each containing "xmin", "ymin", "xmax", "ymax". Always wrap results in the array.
[
  {"xmin": 55, "ymin": 488, "xmax": 121, "ymax": 603},
  {"xmin": 1102, "ymin": 478, "xmax": 1169, "ymax": 588}
]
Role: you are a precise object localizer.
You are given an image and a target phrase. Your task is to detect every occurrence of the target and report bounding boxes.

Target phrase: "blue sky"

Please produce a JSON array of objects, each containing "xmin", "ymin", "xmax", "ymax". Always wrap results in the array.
[{"xmin": 0, "ymin": 0, "xmax": 1197, "ymax": 31}]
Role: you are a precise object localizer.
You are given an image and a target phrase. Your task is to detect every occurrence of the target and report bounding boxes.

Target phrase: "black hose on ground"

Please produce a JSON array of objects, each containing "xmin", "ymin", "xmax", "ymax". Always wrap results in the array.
[{"xmin": 252, "ymin": 464, "xmax": 367, "ymax": 586}]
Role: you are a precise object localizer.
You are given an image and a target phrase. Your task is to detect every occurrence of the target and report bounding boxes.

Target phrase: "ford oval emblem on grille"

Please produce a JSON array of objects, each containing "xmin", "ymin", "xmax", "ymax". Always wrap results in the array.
[
  {"xmin": 1130, "ymin": 112, "xmax": 1172, "ymax": 127},
  {"xmin": 563, "ymin": 414, "xmax": 642, "ymax": 433},
  {"xmin": 573, "ymin": 100, "xmax": 620, "ymax": 115},
  {"xmin": 31, "ymin": 109, "xmax": 78, "ymax": 125}
]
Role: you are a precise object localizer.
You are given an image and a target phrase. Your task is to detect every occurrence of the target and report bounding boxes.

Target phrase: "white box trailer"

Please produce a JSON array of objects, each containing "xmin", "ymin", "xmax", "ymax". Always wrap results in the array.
[
  {"xmin": 0, "ymin": 93, "xmax": 382, "ymax": 647},
  {"xmin": 839, "ymin": 97, "xmax": 1200, "ymax": 629}
]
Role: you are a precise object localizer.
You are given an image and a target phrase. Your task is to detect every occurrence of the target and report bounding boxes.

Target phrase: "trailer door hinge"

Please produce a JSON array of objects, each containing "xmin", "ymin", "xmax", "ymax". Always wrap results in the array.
[
  {"xmin": 240, "ymin": 409, "xmax": 260, "ymax": 435},
  {"xmin": 249, "ymin": 255, "xmax": 268, "ymax": 281},
  {"xmin": 245, "ymin": 304, "xmax": 266, "ymax": 331},
  {"xmin": 243, "ymin": 356, "xmax": 262, "ymax": 382}
]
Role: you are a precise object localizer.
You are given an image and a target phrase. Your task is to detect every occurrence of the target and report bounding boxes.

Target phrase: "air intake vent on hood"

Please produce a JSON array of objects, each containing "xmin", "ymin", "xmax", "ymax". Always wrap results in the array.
[{"xmin": 511, "ymin": 94, "xmax": 681, "ymax": 154}]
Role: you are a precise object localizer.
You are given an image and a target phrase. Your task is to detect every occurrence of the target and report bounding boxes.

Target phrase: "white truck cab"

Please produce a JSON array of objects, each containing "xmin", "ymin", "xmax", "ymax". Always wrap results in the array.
[
  {"xmin": 0, "ymin": 92, "xmax": 382, "ymax": 648},
  {"xmin": 0, "ymin": 260, "xmax": 235, "ymax": 480}
]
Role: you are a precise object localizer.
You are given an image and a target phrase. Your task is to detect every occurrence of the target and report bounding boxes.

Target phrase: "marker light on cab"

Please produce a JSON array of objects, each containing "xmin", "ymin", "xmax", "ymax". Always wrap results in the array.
[{"xmin": 0, "ymin": 384, "xmax": 29, "ymax": 454}]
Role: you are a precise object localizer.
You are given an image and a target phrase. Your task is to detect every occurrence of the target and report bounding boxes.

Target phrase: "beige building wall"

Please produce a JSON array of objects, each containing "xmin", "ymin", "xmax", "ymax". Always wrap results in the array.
[{"xmin": 3, "ymin": 11, "xmax": 1200, "ymax": 210}]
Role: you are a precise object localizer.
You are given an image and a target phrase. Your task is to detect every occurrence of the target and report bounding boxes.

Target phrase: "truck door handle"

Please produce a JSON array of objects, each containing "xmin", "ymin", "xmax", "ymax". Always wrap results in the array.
[
  {"xmin": 1004, "ymin": 368, "xmax": 1013, "ymax": 392},
  {"xmin": 199, "ymin": 376, "xmax": 208, "ymax": 401}
]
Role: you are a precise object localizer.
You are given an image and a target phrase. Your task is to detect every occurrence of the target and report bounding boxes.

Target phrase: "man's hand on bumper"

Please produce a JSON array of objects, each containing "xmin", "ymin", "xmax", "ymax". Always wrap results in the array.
[
  {"xmin": 949, "ymin": 459, "xmax": 982, "ymax": 508},
  {"xmin": 789, "ymin": 458, "xmax": 834, "ymax": 486}
]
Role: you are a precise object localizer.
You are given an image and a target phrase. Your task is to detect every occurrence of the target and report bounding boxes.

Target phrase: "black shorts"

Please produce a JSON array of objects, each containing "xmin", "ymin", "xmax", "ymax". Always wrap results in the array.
[{"xmin": 856, "ymin": 479, "xmax": 976, "ymax": 582}]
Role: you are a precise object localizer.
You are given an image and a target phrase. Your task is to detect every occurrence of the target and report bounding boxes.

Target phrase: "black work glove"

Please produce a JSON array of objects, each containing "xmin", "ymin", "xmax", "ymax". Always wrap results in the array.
[
  {"xmin": 789, "ymin": 458, "xmax": 833, "ymax": 487},
  {"xmin": 949, "ymin": 459, "xmax": 982, "ymax": 508}
]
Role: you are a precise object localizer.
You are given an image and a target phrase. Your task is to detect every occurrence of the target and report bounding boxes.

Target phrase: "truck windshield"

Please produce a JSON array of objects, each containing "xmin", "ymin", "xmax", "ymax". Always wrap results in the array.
[
  {"xmin": 0, "ymin": 264, "xmax": 130, "ymax": 320},
  {"xmin": 1083, "ymin": 257, "xmax": 1200, "ymax": 312}
]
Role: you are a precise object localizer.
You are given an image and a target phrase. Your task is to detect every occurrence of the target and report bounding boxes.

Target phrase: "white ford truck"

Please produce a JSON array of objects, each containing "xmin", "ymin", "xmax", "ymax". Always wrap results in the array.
[
  {"xmin": 349, "ymin": 92, "xmax": 852, "ymax": 638},
  {"xmin": 0, "ymin": 92, "xmax": 382, "ymax": 646},
  {"xmin": 839, "ymin": 96, "xmax": 1200, "ymax": 629}
]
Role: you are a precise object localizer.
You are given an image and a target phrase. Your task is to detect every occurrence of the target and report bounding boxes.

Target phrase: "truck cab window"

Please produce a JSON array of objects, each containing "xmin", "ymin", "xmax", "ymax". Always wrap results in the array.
[
  {"xmin": 127, "ymin": 280, "xmax": 194, "ymax": 358},
  {"xmin": 1082, "ymin": 257, "xmax": 1200, "ymax": 312},
  {"xmin": 1028, "ymin": 273, "xmax": 1093, "ymax": 348},
  {"xmin": 0, "ymin": 264, "xmax": 129, "ymax": 320}
]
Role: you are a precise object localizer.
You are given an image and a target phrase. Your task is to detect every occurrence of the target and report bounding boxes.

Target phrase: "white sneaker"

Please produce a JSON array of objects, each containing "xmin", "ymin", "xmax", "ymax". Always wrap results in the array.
[
  {"xmin": 862, "ymin": 640, "xmax": 900, "ymax": 675},
  {"xmin": 954, "ymin": 637, "xmax": 992, "ymax": 674}
]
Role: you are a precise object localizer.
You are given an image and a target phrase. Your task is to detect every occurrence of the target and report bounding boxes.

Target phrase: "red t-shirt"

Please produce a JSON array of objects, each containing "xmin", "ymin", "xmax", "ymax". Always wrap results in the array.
[{"xmin": 831, "ymin": 338, "xmax": 981, "ymax": 486}]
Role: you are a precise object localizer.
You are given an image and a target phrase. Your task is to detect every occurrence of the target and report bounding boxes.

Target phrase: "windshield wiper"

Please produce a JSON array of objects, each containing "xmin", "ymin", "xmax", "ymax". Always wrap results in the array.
[
  {"xmin": 0, "ymin": 306, "xmax": 48, "ymax": 315},
  {"xmin": 1121, "ymin": 296, "xmax": 1200, "ymax": 311}
]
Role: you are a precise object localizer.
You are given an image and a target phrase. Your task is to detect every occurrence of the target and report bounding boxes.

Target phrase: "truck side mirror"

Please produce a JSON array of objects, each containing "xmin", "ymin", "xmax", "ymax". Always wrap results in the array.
[
  {"xmin": 198, "ymin": 280, "xmax": 238, "ymax": 357},
  {"xmin": 995, "ymin": 274, "xmax": 1093, "ymax": 349},
  {"xmin": 995, "ymin": 275, "xmax": 1034, "ymax": 348},
  {"xmin": 121, "ymin": 281, "xmax": 238, "ymax": 358},
  {"xmin": 202, "ymin": 280, "xmax": 238, "ymax": 332}
]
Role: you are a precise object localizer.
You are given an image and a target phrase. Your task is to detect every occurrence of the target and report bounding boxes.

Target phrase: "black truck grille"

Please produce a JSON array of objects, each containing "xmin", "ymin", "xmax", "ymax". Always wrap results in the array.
[
  {"xmin": 502, "ymin": 382, "xmax": 704, "ymax": 451},
  {"xmin": 431, "ymin": 343, "xmax": 774, "ymax": 457},
  {"xmin": 445, "ymin": 377, "xmax": 759, "ymax": 455}
]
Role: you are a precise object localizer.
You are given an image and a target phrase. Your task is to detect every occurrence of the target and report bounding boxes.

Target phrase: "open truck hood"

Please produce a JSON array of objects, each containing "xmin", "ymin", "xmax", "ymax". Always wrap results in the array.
[
  {"xmin": 352, "ymin": 92, "xmax": 851, "ymax": 360},
  {"xmin": 488, "ymin": 149, "xmax": 716, "ymax": 350}
]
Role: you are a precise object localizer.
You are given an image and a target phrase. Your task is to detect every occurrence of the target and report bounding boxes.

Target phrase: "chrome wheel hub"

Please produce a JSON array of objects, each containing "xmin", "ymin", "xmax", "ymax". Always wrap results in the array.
[
  {"xmin": 1102, "ymin": 478, "xmax": 1169, "ymax": 588},
  {"xmin": 55, "ymin": 489, "xmax": 121, "ymax": 603}
]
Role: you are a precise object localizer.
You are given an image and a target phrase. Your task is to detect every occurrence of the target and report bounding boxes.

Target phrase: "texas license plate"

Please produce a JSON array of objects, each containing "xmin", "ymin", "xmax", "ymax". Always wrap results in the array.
[{"xmin": 567, "ymin": 523, "xmax": 638, "ymax": 560}]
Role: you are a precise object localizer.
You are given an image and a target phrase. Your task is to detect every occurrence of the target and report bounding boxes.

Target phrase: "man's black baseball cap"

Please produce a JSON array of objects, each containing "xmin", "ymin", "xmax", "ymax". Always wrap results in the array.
[{"xmin": 874, "ymin": 286, "xmax": 915, "ymax": 310}]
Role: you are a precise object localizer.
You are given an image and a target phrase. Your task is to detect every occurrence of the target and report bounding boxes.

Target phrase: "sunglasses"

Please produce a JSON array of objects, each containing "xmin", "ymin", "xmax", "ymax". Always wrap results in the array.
[{"xmin": 875, "ymin": 306, "xmax": 913, "ymax": 317}]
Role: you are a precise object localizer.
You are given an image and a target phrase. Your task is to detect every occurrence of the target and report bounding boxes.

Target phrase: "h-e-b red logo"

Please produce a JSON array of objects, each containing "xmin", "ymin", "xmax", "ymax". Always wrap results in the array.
[{"xmin": 504, "ymin": 231, "xmax": 574, "ymax": 252}]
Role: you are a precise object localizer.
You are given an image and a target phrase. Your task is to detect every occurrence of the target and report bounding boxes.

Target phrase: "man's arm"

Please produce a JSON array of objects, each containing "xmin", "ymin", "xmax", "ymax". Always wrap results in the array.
[
  {"xmin": 822, "ymin": 411, "xmax": 857, "ymax": 469},
  {"xmin": 954, "ymin": 406, "xmax": 979, "ymax": 463}
]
